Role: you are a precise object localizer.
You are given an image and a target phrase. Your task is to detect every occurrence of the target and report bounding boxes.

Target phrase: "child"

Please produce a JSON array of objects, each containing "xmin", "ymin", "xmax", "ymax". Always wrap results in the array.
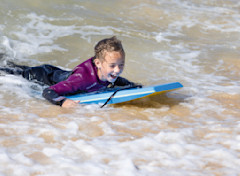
[{"xmin": 0, "ymin": 36, "xmax": 139, "ymax": 108}]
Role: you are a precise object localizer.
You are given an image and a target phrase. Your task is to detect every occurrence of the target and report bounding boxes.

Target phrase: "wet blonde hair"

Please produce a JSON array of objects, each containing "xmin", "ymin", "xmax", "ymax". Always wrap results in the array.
[{"xmin": 93, "ymin": 36, "xmax": 125, "ymax": 61}]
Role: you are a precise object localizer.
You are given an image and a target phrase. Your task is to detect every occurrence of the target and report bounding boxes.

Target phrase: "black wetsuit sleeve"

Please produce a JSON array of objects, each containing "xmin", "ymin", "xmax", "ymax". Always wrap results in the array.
[
  {"xmin": 114, "ymin": 77, "xmax": 142, "ymax": 88},
  {"xmin": 42, "ymin": 88, "xmax": 67, "ymax": 106}
]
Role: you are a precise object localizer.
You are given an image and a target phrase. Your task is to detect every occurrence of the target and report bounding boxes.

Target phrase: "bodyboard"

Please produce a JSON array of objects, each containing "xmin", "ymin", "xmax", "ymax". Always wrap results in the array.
[{"xmin": 66, "ymin": 82, "xmax": 183, "ymax": 105}]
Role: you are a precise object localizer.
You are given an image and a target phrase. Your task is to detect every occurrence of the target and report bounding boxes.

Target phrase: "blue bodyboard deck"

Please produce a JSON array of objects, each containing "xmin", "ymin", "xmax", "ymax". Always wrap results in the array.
[{"xmin": 66, "ymin": 82, "xmax": 183, "ymax": 105}]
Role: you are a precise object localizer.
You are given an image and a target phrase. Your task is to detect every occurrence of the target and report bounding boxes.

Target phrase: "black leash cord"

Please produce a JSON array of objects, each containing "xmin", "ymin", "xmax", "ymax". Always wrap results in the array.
[{"xmin": 100, "ymin": 85, "xmax": 142, "ymax": 108}]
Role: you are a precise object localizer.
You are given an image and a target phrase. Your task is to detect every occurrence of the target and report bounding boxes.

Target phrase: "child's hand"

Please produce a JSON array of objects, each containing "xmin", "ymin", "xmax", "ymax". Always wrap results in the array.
[{"xmin": 61, "ymin": 99, "xmax": 80, "ymax": 108}]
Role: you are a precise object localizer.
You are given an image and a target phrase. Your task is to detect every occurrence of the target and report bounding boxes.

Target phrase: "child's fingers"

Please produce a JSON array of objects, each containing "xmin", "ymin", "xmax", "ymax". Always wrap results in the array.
[
  {"xmin": 75, "ymin": 100, "xmax": 80, "ymax": 104},
  {"xmin": 62, "ymin": 99, "xmax": 79, "ymax": 108}
]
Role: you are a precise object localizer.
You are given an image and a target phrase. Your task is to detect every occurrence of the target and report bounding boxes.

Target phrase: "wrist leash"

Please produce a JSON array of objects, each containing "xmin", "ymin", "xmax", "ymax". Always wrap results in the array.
[{"xmin": 100, "ymin": 85, "xmax": 142, "ymax": 108}]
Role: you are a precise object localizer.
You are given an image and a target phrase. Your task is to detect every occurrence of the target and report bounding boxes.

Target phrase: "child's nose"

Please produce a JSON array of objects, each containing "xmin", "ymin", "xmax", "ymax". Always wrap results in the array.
[{"xmin": 114, "ymin": 66, "xmax": 121, "ymax": 73}]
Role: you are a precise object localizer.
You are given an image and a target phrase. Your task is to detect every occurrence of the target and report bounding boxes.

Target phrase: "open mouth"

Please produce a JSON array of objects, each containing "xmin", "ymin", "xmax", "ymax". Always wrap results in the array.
[{"xmin": 110, "ymin": 74, "xmax": 117, "ymax": 79}]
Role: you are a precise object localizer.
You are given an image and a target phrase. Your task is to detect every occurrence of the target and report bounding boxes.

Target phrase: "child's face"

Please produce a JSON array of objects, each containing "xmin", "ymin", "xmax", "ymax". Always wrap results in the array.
[{"xmin": 95, "ymin": 51, "xmax": 125, "ymax": 83}]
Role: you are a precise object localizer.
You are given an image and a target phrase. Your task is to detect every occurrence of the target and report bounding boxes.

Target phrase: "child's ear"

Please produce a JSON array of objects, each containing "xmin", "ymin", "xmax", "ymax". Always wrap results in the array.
[{"xmin": 94, "ymin": 58, "xmax": 101, "ymax": 69}]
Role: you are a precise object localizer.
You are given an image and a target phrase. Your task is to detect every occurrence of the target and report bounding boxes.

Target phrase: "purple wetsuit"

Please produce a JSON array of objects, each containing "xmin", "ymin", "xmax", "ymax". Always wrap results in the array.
[
  {"xmin": 42, "ymin": 58, "xmax": 136, "ymax": 106},
  {"xmin": 50, "ymin": 58, "xmax": 109, "ymax": 95}
]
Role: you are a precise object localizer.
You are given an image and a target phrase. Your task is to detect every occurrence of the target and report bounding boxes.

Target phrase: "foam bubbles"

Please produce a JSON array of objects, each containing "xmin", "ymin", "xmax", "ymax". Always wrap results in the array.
[
  {"xmin": 0, "ymin": 36, "xmax": 16, "ymax": 59},
  {"xmin": 7, "ymin": 13, "xmax": 116, "ymax": 57}
]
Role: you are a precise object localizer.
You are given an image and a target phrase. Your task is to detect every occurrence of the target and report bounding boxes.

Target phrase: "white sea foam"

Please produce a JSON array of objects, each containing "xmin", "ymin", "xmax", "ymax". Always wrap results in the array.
[
  {"xmin": 11, "ymin": 13, "xmax": 74, "ymax": 56},
  {"xmin": 155, "ymin": 32, "xmax": 171, "ymax": 43},
  {"xmin": 0, "ymin": 75, "xmax": 43, "ymax": 100},
  {"xmin": 0, "ymin": 36, "xmax": 16, "ymax": 59},
  {"xmin": 9, "ymin": 13, "xmax": 117, "ymax": 57}
]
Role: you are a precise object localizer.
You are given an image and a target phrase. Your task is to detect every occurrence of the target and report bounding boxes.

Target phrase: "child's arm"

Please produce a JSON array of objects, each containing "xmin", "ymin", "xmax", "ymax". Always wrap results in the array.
[
  {"xmin": 42, "ymin": 88, "xmax": 79, "ymax": 107},
  {"xmin": 42, "ymin": 88, "xmax": 66, "ymax": 106}
]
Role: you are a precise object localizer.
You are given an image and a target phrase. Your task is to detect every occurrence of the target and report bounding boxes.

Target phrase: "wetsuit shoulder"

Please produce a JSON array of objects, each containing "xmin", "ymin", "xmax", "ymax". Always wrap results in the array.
[
  {"xmin": 49, "ymin": 58, "xmax": 98, "ymax": 95},
  {"xmin": 114, "ymin": 77, "xmax": 140, "ymax": 87}
]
